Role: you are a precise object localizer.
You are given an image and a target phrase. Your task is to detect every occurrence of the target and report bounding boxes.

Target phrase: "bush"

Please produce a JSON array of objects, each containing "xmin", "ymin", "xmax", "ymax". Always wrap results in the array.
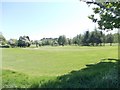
[{"xmin": 0, "ymin": 45, "xmax": 10, "ymax": 48}]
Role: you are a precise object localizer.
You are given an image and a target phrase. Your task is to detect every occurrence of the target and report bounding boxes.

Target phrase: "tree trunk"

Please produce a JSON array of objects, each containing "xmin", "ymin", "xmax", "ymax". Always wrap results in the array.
[{"xmin": 110, "ymin": 43, "xmax": 112, "ymax": 46}]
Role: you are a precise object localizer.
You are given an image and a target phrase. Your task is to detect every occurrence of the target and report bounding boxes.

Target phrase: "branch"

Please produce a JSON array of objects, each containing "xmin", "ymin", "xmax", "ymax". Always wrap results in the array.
[{"xmin": 80, "ymin": 0, "xmax": 120, "ymax": 16}]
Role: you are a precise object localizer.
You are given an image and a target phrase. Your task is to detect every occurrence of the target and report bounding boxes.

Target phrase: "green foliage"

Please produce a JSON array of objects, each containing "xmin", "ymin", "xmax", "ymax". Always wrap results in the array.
[
  {"xmin": 72, "ymin": 28, "xmax": 117, "ymax": 46},
  {"xmin": 8, "ymin": 39, "xmax": 18, "ymax": 48},
  {"xmin": 82, "ymin": 31, "xmax": 90, "ymax": 46},
  {"xmin": 58, "ymin": 35, "xmax": 67, "ymax": 46},
  {"xmin": 113, "ymin": 33, "xmax": 119, "ymax": 43},
  {"xmin": 89, "ymin": 31, "xmax": 96, "ymax": 46},
  {"xmin": 73, "ymin": 34, "xmax": 82, "ymax": 45},
  {"xmin": 106, "ymin": 33, "xmax": 114, "ymax": 46},
  {"xmin": 87, "ymin": 2, "xmax": 120, "ymax": 30},
  {"xmin": 0, "ymin": 45, "xmax": 10, "ymax": 48},
  {"xmin": 67, "ymin": 38, "xmax": 73, "ymax": 45},
  {"xmin": 89, "ymin": 28, "xmax": 103, "ymax": 46},
  {"xmin": 39, "ymin": 38, "xmax": 58, "ymax": 46},
  {"xmin": 0, "ymin": 34, "xmax": 6, "ymax": 45},
  {"xmin": 34, "ymin": 40, "xmax": 40, "ymax": 47},
  {"xmin": 41, "ymin": 38, "xmax": 52, "ymax": 46},
  {"xmin": 0, "ymin": 31, "xmax": 118, "ymax": 48},
  {"xmin": 18, "ymin": 36, "xmax": 31, "ymax": 47}
]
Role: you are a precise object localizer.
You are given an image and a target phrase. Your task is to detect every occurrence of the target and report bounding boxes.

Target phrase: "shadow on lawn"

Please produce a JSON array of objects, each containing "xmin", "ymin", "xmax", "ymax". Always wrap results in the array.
[{"xmin": 31, "ymin": 59, "xmax": 119, "ymax": 88}]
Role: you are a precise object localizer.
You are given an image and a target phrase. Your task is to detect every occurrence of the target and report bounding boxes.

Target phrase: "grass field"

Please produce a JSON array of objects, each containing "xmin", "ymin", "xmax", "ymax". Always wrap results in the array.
[{"xmin": 2, "ymin": 45, "xmax": 119, "ymax": 88}]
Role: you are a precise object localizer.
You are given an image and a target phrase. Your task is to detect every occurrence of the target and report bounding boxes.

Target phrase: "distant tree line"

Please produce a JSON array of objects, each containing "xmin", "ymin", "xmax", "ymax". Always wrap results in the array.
[
  {"xmin": 0, "ymin": 35, "xmax": 31, "ymax": 48},
  {"xmin": 73, "ymin": 30, "xmax": 115, "ymax": 46},
  {"xmin": 0, "ymin": 29, "xmax": 119, "ymax": 48}
]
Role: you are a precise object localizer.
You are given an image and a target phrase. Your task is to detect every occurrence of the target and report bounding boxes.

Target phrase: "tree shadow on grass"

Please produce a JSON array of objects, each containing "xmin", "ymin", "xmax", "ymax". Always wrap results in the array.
[{"xmin": 31, "ymin": 59, "xmax": 119, "ymax": 88}]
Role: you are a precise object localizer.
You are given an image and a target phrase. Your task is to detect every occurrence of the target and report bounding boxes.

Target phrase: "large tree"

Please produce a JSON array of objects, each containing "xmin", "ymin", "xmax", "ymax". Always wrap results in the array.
[
  {"xmin": 8, "ymin": 39, "xmax": 18, "ymax": 48},
  {"xmin": 80, "ymin": 1, "xmax": 120, "ymax": 30},
  {"xmin": 80, "ymin": 0, "xmax": 120, "ymax": 46},
  {"xmin": 89, "ymin": 31, "xmax": 96, "ymax": 46},
  {"xmin": 82, "ymin": 31, "xmax": 90, "ymax": 46},
  {"xmin": 34, "ymin": 40, "xmax": 40, "ymax": 47},
  {"xmin": 94, "ymin": 29, "xmax": 103, "ymax": 46},
  {"xmin": 106, "ymin": 33, "xmax": 114, "ymax": 46},
  {"xmin": 113, "ymin": 33, "xmax": 119, "ymax": 43},
  {"xmin": 0, "ymin": 34, "xmax": 6, "ymax": 45},
  {"xmin": 58, "ymin": 35, "xmax": 67, "ymax": 46},
  {"xmin": 18, "ymin": 36, "xmax": 31, "ymax": 47},
  {"xmin": 73, "ymin": 34, "xmax": 82, "ymax": 46},
  {"xmin": 89, "ymin": 28, "xmax": 103, "ymax": 46}
]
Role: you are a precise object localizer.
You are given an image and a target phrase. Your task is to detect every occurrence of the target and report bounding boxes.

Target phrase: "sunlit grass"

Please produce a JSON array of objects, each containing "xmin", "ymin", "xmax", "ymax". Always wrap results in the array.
[{"xmin": 2, "ymin": 45, "xmax": 118, "ymax": 88}]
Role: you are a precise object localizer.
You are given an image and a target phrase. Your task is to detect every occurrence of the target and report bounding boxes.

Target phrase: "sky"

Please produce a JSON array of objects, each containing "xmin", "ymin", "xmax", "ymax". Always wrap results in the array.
[{"xmin": 1, "ymin": 0, "xmax": 117, "ymax": 40}]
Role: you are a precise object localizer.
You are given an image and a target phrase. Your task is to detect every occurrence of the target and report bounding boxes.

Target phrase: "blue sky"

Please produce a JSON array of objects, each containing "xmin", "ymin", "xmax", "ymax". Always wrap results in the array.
[{"xmin": 1, "ymin": 0, "xmax": 105, "ymax": 40}]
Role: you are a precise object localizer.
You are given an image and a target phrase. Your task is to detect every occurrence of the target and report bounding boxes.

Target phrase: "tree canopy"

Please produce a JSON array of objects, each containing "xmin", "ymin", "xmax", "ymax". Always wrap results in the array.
[
  {"xmin": 18, "ymin": 36, "xmax": 31, "ymax": 47},
  {"xmin": 80, "ymin": 0, "xmax": 120, "ymax": 30},
  {"xmin": 58, "ymin": 35, "xmax": 67, "ymax": 46},
  {"xmin": 0, "ymin": 34, "xmax": 6, "ymax": 45},
  {"xmin": 8, "ymin": 39, "xmax": 18, "ymax": 48}
]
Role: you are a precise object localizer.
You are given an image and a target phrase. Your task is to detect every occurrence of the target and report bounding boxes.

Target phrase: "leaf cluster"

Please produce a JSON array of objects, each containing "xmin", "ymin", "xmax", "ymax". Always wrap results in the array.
[{"xmin": 87, "ymin": 1, "xmax": 120, "ymax": 30}]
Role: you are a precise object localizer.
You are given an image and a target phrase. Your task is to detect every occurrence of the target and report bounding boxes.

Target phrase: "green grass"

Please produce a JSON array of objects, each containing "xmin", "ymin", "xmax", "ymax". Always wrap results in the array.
[
  {"xmin": 39, "ymin": 61, "xmax": 119, "ymax": 88},
  {"xmin": 2, "ymin": 46, "xmax": 118, "ymax": 88},
  {"xmin": 2, "ymin": 69, "xmax": 30, "ymax": 88}
]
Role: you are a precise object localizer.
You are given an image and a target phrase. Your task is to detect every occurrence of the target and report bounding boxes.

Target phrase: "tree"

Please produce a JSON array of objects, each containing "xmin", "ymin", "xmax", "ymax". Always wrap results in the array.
[
  {"xmin": 53, "ymin": 38, "xmax": 58, "ymax": 46},
  {"xmin": 31, "ymin": 40, "xmax": 35, "ymax": 45},
  {"xmin": 58, "ymin": 35, "xmax": 67, "ymax": 46},
  {"xmin": 80, "ymin": 1, "xmax": 120, "ymax": 30},
  {"xmin": 113, "ymin": 33, "xmax": 119, "ymax": 43},
  {"xmin": 34, "ymin": 40, "xmax": 40, "ymax": 47},
  {"xmin": 73, "ymin": 37, "xmax": 78, "ymax": 45},
  {"xmin": 8, "ymin": 39, "xmax": 18, "ymax": 48},
  {"xmin": 82, "ymin": 31, "xmax": 90, "ymax": 46},
  {"xmin": 106, "ymin": 33, "xmax": 114, "ymax": 46},
  {"xmin": 41, "ymin": 38, "xmax": 52, "ymax": 46},
  {"xmin": 89, "ymin": 31, "xmax": 96, "ymax": 46},
  {"xmin": 98, "ymin": 31, "xmax": 103, "ymax": 46},
  {"xmin": 101, "ymin": 32, "xmax": 106, "ymax": 46},
  {"xmin": 73, "ymin": 34, "xmax": 82, "ymax": 46},
  {"xmin": 67, "ymin": 38, "xmax": 73, "ymax": 45},
  {"xmin": 18, "ymin": 36, "xmax": 31, "ymax": 47},
  {"xmin": 0, "ymin": 34, "xmax": 6, "ymax": 45},
  {"xmin": 94, "ymin": 29, "xmax": 103, "ymax": 46},
  {"xmin": 89, "ymin": 29, "xmax": 103, "ymax": 46}
]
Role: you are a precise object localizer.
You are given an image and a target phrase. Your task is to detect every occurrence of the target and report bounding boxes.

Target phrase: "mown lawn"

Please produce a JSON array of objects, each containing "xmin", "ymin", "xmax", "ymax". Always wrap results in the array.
[{"xmin": 2, "ymin": 46, "xmax": 118, "ymax": 88}]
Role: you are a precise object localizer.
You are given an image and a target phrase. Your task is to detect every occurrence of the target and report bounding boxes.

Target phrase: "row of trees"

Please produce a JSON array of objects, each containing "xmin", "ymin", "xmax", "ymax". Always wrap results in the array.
[
  {"xmin": 0, "ymin": 34, "xmax": 31, "ymax": 48},
  {"xmin": 32, "ymin": 31, "xmax": 117, "ymax": 47},
  {"xmin": 81, "ymin": 0, "xmax": 120, "ymax": 45},
  {"xmin": 0, "ymin": 29, "xmax": 118, "ymax": 48},
  {"xmin": 73, "ymin": 29, "xmax": 116, "ymax": 46}
]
